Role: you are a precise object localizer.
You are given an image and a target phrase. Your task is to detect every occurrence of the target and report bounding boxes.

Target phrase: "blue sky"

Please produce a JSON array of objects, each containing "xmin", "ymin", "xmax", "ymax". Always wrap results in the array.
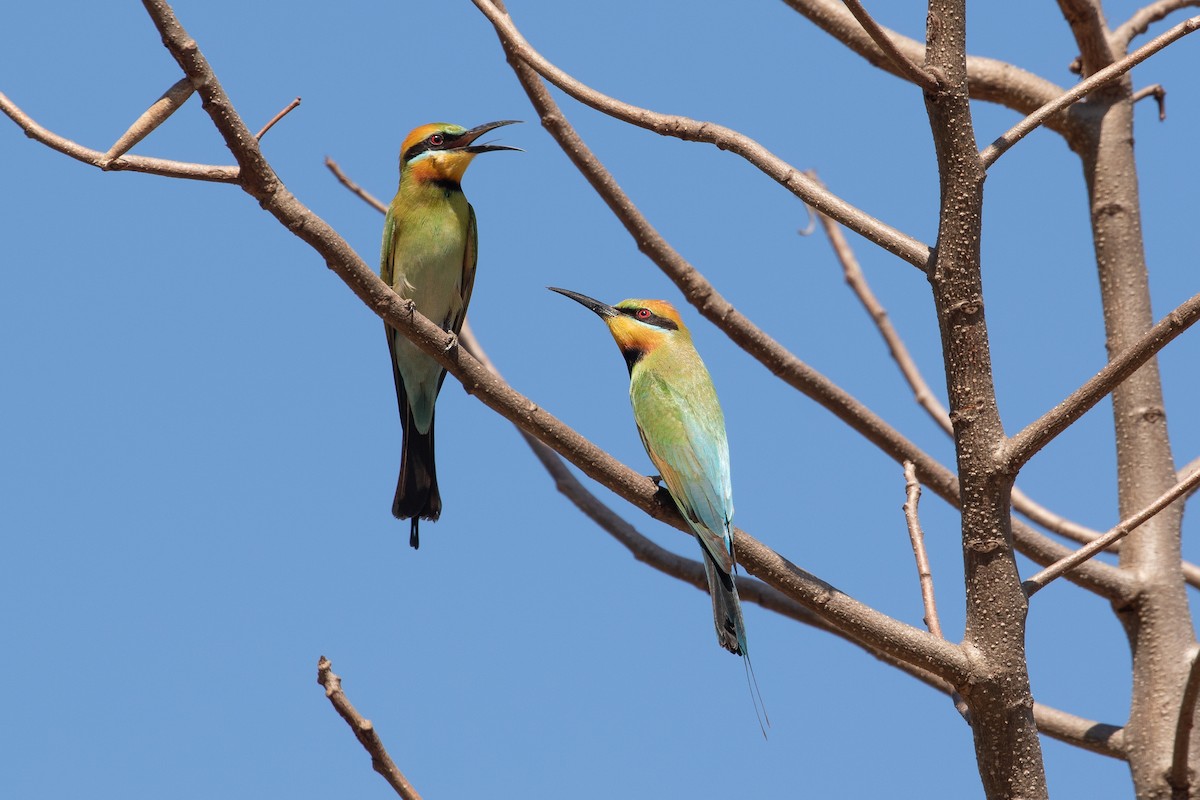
[{"xmin": 2, "ymin": 2, "xmax": 1198, "ymax": 798}]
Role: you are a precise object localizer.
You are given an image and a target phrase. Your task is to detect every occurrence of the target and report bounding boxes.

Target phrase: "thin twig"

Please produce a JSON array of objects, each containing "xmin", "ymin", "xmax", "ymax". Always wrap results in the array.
[
  {"xmin": 471, "ymin": 0, "xmax": 932, "ymax": 270},
  {"xmin": 901, "ymin": 462, "xmax": 969, "ymax": 722},
  {"xmin": 1006, "ymin": 292, "xmax": 1200, "ymax": 470},
  {"xmin": 815, "ymin": 201, "xmax": 952, "ymax": 434},
  {"xmin": 101, "ymin": 77, "xmax": 195, "ymax": 165},
  {"xmin": 902, "ymin": 462, "xmax": 944, "ymax": 639},
  {"xmin": 255, "ymin": 96, "xmax": 301, "ymax": 141},
  {"xmin": 1170, "ymin": 645, "xmax": 1200, "ymax": 792},
  {"xmin": 317, "ymin": 657, "xmax": 422, "ymax": 800},
  {"xmin": 0, "ymin": 89, "xmax": 238, "ymax": 183},
  {"xmin": 1115, "ymin": 0, "xmax": 1200, "ymax": 47},
  {"xmin": 1132, "ymin": 83, "xmax": 1168, "ymax": 120},
  {"xmin": 979, "ymin": 16, "xmax": 1200, "ymax": 168},
  {"xmin": 326, "ymin": 156, "xmax": 388, "ymax": 213},
  {"xmin": 1023, "ymin": 468, "xmax": 1200, "ymax": 596},
  {"xmin": 839, "ymin": 0, "xmax": 939, "ymax": 90}
]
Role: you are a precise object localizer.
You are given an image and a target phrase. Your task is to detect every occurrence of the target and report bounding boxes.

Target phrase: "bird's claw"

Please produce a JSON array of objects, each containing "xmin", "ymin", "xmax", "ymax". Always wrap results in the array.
[
  {"xmin": 443, "ymin": 332, "xmax": 459, "ymax": 353},
  {"xmin": 648, "ymin": 474, "xmax": 663, "ymax": 486}
]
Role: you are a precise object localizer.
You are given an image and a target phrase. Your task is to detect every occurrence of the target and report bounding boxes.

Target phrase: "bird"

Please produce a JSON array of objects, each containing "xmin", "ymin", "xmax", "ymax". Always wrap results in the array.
[
  {"xmin": 548, "ymin": 287, "xmax": 752, "ymax": 655},
  {"xmin": 381, "ymin": 120, "xmax": 520, "ymax": 549}
]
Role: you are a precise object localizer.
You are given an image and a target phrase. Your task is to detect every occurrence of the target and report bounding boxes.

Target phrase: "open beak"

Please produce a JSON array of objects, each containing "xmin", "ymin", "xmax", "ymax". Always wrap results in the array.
[
  {"xmin": 548, "ymin": 287, "xmax": 618, "ymax": 319},
  {"xmin": 457, "ymin": 119, "xmax": 523, "ymax": 154}
]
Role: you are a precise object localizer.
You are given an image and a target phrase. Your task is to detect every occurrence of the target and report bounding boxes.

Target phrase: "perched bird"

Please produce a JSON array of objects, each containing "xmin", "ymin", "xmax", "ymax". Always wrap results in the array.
[
  {"xmin": 382, "ymin": 120, "xmax": 520, "ymax": 548},
  {"xmin": 548, "ymin": 287, "xmax": 750, "ymax": 657}
]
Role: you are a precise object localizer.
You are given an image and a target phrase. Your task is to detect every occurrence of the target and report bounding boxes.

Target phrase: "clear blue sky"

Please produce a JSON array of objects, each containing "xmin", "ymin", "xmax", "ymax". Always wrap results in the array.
[{"xmin": 2, "ymin": 2, "xmax": 1198, "ymax": 798}]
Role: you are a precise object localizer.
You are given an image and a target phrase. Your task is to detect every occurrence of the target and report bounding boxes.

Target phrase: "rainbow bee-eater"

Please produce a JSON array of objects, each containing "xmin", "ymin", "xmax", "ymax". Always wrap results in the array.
[
  {"xmin": 382, "ymin": 120, "xmax": 519, "ymax": 549},
  {"xmin": 548, "ymin": 287, "xmax": 751, "ymax": 658}
]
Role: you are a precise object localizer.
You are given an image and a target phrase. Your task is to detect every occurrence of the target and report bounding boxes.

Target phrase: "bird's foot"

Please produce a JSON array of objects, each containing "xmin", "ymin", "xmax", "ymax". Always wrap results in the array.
[
  {"xmin": 647, "ymin": 474, "xmax": 663, "ymax": 486},
  {"xmin": 443, "ymin": 332, "xmax": 459, "ymax": 353}
]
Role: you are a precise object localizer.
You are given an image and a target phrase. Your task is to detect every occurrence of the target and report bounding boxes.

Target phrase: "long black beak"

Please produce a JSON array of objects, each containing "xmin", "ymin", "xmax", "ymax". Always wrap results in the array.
[
  {"xmin": 458, "ymin": 119, "xmax": 523, "ymax": 154},
  {"xmin": 548, "ymin": 286, "xmax": 618, "ymax": 319}
]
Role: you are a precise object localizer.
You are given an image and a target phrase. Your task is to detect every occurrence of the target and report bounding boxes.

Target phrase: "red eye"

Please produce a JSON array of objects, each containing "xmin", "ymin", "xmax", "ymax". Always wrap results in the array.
[
  {"xmin": 636, "ymin": 308, "xmax": 652, "ymax": 320},
  {"xmin": 428, "ymin": 133, "xmax": 444, "ymax": 146}
]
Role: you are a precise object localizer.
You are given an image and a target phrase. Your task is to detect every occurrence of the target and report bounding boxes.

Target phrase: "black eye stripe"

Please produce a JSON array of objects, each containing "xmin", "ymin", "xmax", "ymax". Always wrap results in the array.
[
  {"xmin": 618, "ymin": 307, "xmax": 678, "ymax": 331},
  {"xmin": 402, "ymin": 132, "xmax": 461, "ymax": 164}
]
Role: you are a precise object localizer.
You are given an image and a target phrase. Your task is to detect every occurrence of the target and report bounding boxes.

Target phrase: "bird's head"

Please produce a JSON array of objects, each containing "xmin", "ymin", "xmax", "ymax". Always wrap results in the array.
[
  {"xmin": 549, "ymin": 287, "xmax": 689, "ymax": 371},
  {"xmin": 399, "ymin": 120, "xmax": 522, "ymax": 184}
]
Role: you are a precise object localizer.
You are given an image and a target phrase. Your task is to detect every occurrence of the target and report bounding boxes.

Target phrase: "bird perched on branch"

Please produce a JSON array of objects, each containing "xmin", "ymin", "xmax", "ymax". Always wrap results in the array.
[
  {"xmin": 548, "ymin": 288, "xmax": 755, "ymax": 655},
  {"xmin": 382, "ymin": 120, "xmax": 520, "ymax": 548}
]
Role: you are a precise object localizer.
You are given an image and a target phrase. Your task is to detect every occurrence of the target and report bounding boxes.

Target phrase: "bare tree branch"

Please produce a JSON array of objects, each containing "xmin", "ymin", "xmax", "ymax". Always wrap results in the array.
[
  {"xmin": 979, "ymin": 16, "xmax": 1200, "ymax": 169},
  {"xmin": 902, "ymin": 462, "xmax": 944, "ymax": 639},
  {"xmin": 1132, "ymin": 83, "xmax": 1168, "ymax": 120},
  {"xmin": 1024, "ymin": 468, "xmax": 1200, "ymax": 597},
  {"xmin": 1171, "ymin": 645, "xmax": 1200, "ymax": 793},
  {"xmin": 1035, "ymin": 706, "xmax": 1126, "ymax": 760},
  {"xmin": 1115, "ymin": 0, "xmax": 1200, "ymax": 47},
  {"xmin": 317, "ymin": 657, "xmax": 421, "ymax": 800},
  {"xmin": 0, "ymin": 89, "xmax": 238, "ymax": 182},
  {"xmin": 838, "ymin": 0, "xmax": 939, "ymax": 90},
  {"xmin": 779, "ymin": 0, "xmax": 1067, "ymax": 122},
  {"xmin": 482, "ymin": 10, "xmax": 1132, "ymax": 604},
  {"xmin": 1057, "ymin": 0, "xmax": 1119, "ymax": 76},
  {"xmin": 1006, "ymin": 292, "xmax": 1200, "ymax": 470},
  {"xmin": 326, "ymin": 157, "xmax": 388, "ymax": 213},
  {"xmin": 101, "ymin": 77, "xmax": 194, "ymax": 165},
  {"xmin": 255, "ymin": 96, "xmax": 301, "ymax": 141},
  {"xmin": 1182, "ymin": 457, "xmax": 1200, "ymax": 501},
  {"xmin": 471, "ymin": 0, "xmax": 932, "ymax": 270},
  {"xmin": 816, "ymin": 202, "xmax": 951, "ymax": 433},
  {"xmin": 922, "ymin": 0, "xmax": 1047, "ymax": 790},
  {"xmin": 814, "ymin": 206, "xmax": 1168, "ymax": 591}
]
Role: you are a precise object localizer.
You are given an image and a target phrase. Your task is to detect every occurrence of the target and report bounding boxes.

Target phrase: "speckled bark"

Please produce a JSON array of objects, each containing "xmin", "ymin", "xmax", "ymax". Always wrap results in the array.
[
  {"xmin": 924, "ymin": 2, "xmax": 1048, "ymax": 797},
  {"xmin": 1067, "ymin": 32, "xmax": 1198, "ymax": 800}
]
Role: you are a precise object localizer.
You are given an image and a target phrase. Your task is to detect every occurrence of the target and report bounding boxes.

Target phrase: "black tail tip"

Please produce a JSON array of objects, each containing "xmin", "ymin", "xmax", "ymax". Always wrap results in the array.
[{"xmin": 409, "ymin": 518, "xmax": 420, "ymax": 550}]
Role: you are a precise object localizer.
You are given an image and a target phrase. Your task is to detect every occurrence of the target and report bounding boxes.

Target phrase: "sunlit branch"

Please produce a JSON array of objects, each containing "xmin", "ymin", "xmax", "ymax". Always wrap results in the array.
[
  {"xmin": 839, "ymin": 0, "xmax": 939, "ymax": 90},
  {"xmin": 1115, "ymin": 0, "xmax": 1200, "ymax": 47},
  {"xmin": 779, "ymin": 0, "xmax": 1066, "ymax": 121},
  {"xmin": 326, "ymin": 157, "xmax": 388, "ymax": 213},
  {"xmin": 317, "ymin": 657, "xmax": 422, "ymax": 800},
  {"xmin": 472, "ymin": 0, "xmax": 932, "ymax": 270},
  {"xmin": 101, "ymin": 77, "xmax": 194, "ymax": 165},
  {"xmin": 1006, "ymin": 292, "xmax": 1200, "ymax": 470},
  {"xmin": 1170, "ymin": 645, "xmax": 1200, "ymax": 792},
  {"xmin": 1023, "ymin": 468, "xmax": 1200, "ymax": 596},
  {"xmin": 1132, "ymin": 83, "xmax": 1167, "ymax": 120},
  {"xmin": 255, "ymin": 96, "xmax": 301, "ymax": 141},
  {"xmin": 815, "ymin": 207, "xmax": 1148, "ymax": 593},
  {"xmin": 902, "ymin": 462, "xmax": 944, "ymax": 639},
  {"xmin": 980, "ymin": 16, "xmax": 1200, "ymax": 169},
  {"xmin": 0, "ymin": 89, "xmax": 238, "ymax": 182}
]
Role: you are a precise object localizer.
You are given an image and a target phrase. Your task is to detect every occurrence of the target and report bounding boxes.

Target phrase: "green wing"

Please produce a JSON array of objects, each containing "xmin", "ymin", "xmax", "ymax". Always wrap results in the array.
[{"xmin": 452, "ymin": 202, "xmax": 478, "ymax": 337}]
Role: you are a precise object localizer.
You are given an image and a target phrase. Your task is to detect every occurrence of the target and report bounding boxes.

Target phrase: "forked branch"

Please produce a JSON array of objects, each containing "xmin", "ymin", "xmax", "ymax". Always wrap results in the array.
[
  {"xmin": 1006, "ymin": 292, "xmax": 1200, "ymax": 470},
  {"xmin": 839, "ymin": 0, "xmax": 939, "ymax": 90},
  {"xmin": 471, "ymin": 0, "xmax": 932, "ymax": 269},
  {"xmin": 980, "ymin": 15, "xmax": 1200, "ymax": 168},
  {"xmin": 0, "ymin": 89, "xmax": 237, "ymax": 182},
  {"xmin": 1023, "ymin": 468, "xmax": 1200, "ymax": 596}
]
